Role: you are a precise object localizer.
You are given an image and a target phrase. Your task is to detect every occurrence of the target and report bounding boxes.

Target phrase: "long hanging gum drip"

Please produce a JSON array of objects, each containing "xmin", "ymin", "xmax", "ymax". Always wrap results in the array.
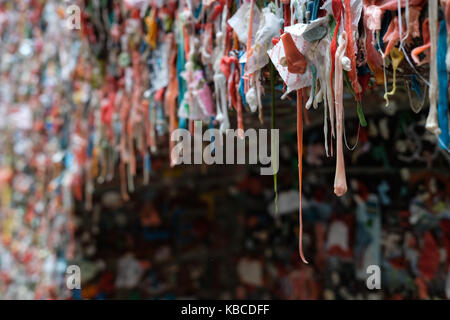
[
  {"xmin": 297, "ymin": 89, "xmax": 308, "ymax": 264},
  {"xmin": 334, "ymin": 31, "xmax": 348, "ymax": 197},
  {"xmin": 270, "ymin": 62, "xmax": 279, "ymax": 214},
  {"xmin": 383, "ymin": 47, "xmax": 404, "ymax": 107},
  {"xmin": 426, "ymin": 0, "xmax": 441, "ymax": 136}
]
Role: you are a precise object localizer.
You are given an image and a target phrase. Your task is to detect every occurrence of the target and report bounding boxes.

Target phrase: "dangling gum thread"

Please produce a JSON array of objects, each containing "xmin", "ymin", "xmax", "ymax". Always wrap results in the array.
[
  {"xmin": 141, "ymin": 100, "xmax": 151, "ymax": 185},
  {"xmin": 214, "ymin": 3, "xmax": 230, "ymax": 133},
  {"xmin": 383, "ymin": 47, "xmax": 404, "ymax": 107},
  {"xmin": 305, "ymin": 65, "xmax": 317, "ymax": 110},
  {"xmin": 256, "ymin": 71, "xmax": 264, "ymax": 124},
  {"xmin": 334, "ymin": 31, "xmax": 348, "ymax": 197},
  {"xmin": 128, "ymin": 50, "xmax": 142, "ymax": 178},
  {"xmin": 119, "ymin": 93, "xmax": 131, "ymax": 201},
  {"xmin": 304, "ymin": 95, "xmax": 311, "ymax": 125},
  {"xmin": 149, "ymin": 94, "xmax": 157, "ymax": 151},
  {"xmin": 397, "ymin": 0, "xmax": 409, "ymax": 50},
  {"xmin": 405, "ymin": 78, "xmax": 428, "ymax": 113},
  {"xmin": 166, "ymin": 33, "xmax": 179, "ymax": 167},
  {"xmin": 235, "ymin": 59, "xmax": 245, "ymax": 138},
  {"xmin": 244, "ymin": 0, "xmax": 255, "ymax": 93},
  {"xmin": 324, "ymin": 28, "xmax": 335, "ymax": 156},
  {"xmin": 342, "ymin": 73, "xmax": 363, "ymax": 149},
  {"xmin": 426, "ymin": 0, "xmax": 440, "ymax": 135},
  {"xmin": 324, "ymin": 47, "xmax": 333, "ymax": 157},
  {"xmin": 270, "ymin": 61, "xmax": 279, "ymax": 214},
  {"xmin": 297, "ymin": 88, "xmax": 308, "ymax": 264},
  {"xmin": 224, "ymin": 54, "xmax": 245, "ymax": 138},
  {"xmin": 127, "ymin": 159, "xmax": 135, "ymax": 193},
  {"xmin": 330, "ymin": 0, "xmax": 343, "ymax": 129},
  {"xmin": 85, "ymin": 159, "xmax": 93, "ymax": 211},
  {"xmin": 401, "ymin": 37, "xmax": 430, "ymax": 86},
  {"xmin": 120, "ymin": 162, "xmax": 129, "ymax": 202},
  {"xmin": 376, "ymin": 31, "xmax": 390, "ymax": 107}
]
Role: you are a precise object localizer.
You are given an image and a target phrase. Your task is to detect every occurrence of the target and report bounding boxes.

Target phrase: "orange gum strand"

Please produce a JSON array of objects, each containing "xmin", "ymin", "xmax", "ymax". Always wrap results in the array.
[{"xmin": 412, "ymin": 43, "xmax": 431, "ymax": 65}]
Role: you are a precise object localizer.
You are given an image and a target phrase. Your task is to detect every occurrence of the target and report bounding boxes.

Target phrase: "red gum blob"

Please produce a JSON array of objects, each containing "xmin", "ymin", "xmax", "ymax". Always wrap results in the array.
[{"xmin": 281, "ymin": 32, "xmax": 308, "ymax": 74}]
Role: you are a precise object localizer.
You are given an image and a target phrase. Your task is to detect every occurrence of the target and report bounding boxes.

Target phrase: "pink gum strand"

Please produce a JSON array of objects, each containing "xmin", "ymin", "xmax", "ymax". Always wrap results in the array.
[{"xmin": 334, "ymin": 32, "xmax": 348, "ymax": 197}]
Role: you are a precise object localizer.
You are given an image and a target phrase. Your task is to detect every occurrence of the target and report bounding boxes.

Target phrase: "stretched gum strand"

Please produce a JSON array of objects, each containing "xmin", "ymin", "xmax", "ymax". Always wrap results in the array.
[
  {"xmin": 375, "ymin": 29, "xmax": 391, "ymax": 107},
  {"xmin": 330, "ymin": 0, "xmax": 343, "ymax": 127},
  {"xmin": 129, "ymin": 51, "xmax": 142, "ymax": 177},
  {"xmin": 325, "ymin": 44, "xmax": 335, "ymax": 143},
  {"xmin": 224, "ymin": 54, "xmax": 245, "ymax": 138},
  {"xmin": 235, "ymin": 64, "xmax": 245, "ymax": 138},
  {"xmin": 334, "ymin": 31, "xmax": 348, "ymax": 197},
  {"xmin": 397, "ymin": 0, "xmax": 409, "ymax": 49},
  {"xmin": 244, "ymin": 0, "xmax": 255, "ymax": 93},
  {"xmin": 426, "ymin": 0, "xmax": 440, "ymax": 135},
  {"xmin": 297, "ymin": 88, "xmax": 308, "ymax": 264},
  {"xmin": 383, "ymin": 47, "xmax": 404, "ymax": 107},
  {"xmin": 165, "ymin": 34, "xmax": 179, "ymax": 167}
]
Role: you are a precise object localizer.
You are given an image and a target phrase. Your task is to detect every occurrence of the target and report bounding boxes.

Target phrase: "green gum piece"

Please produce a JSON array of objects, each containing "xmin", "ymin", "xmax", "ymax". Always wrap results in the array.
[
  {"xmin": 344, "ymin": 72, "xmax": 367, "ymax": 127},
  {"xmin": 328, "ymin": 15, "xmax": 336, "ymax": 39},
  {"xmin": 270, "ymin": 62, "xmax": 278, "ymax": 215}
]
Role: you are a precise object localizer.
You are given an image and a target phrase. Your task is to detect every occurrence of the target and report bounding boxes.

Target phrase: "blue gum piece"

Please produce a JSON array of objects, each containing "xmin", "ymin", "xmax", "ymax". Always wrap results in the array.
[{"xmin": 437, "ymin": 20, "xmax": 449, "ymax": 150}]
